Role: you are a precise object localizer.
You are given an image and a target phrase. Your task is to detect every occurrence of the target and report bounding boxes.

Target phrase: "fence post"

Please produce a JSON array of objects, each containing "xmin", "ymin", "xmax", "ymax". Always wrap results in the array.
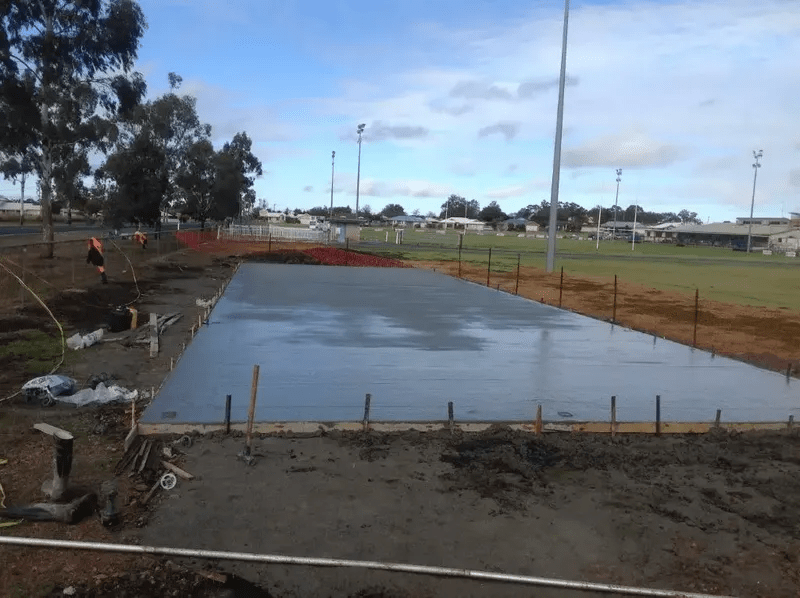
[
  {"xmin": 486, "ymin": 247, "xmax": 492, "ymax": 287},
  {"xmin": 559, "ymin": 266, "xmax": 564, "ymax": 308},
  {"xmin": 514, "ymin": 253, "xmax": 520, "ymax": 295},
  {"xmin": 611, "ymin": 395, "xmax": 617, "ymax": 437},
  {"xmin": 458, "ymin": 234, "xmax": 463, "ymax": 278},
  {"xmin": 655, "ymin": 395, "xmax": 661, "ymax": 436},
  {"xmin": 612, "ymin": 274, "xmax": 618, "ymax": 323},
  {"xmin": 693, "ymin": 288, "xmax": 699, "ymax": 347}
]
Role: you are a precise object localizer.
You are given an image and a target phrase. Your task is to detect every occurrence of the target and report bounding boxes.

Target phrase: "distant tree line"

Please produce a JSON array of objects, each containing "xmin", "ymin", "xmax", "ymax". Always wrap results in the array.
[
  {"xmin": 301, "ymin": 195, "xmax": 703, "ymax": 231},
  {"xmin": 0, "ymin": 0, "xmax": 263, "ymax": 254}
]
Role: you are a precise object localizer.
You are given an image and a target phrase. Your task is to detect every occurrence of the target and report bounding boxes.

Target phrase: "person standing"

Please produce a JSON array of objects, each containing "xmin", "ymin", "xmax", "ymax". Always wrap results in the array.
[
  {"xmin": 86, "ymin": 237, "xmax": 107, "ymax": 284},
  {"xmin": 133, "ymin": 229, "xmax": 148, "ymax": 249}
]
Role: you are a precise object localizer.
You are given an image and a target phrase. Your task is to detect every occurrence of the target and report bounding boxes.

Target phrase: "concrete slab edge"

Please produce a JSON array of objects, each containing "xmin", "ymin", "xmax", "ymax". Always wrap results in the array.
[{"xmin": 137, "ymin": 420, "xmax": 795, "ymax": 436}]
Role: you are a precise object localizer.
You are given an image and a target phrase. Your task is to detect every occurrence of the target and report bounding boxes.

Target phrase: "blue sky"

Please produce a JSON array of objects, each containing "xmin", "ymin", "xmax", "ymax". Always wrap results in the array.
[{"xmin": 6, "ymin": 0, "xmax": 797, "ymax": 222}]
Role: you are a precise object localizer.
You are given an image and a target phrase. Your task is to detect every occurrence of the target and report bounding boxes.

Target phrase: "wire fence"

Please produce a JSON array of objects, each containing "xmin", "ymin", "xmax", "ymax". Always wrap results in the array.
[
  {"xmin": 221, "ymin": 224, "xmax": 328, "ymax": 243},
  {"xmin": 0, "ymin": 231, "xmax": 185, "ymax": 318}
]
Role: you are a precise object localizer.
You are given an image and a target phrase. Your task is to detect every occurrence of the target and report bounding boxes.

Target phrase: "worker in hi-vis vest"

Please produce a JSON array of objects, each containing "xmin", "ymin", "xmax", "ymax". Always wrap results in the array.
[
  {"xmin": 86, "ymin": 237, "xmax": 107, "ymax": 284},
  {"xmin": 133, "ymin": 229, "xmax": 148, "ymax": 249}
]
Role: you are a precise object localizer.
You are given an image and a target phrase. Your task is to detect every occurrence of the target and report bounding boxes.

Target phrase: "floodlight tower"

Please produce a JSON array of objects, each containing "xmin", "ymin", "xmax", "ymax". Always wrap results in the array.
[
  {"xmin": 329, "ymin": 151, "xmax": 335, "ymax": 220},
  {"xmin": 355, "ymin": 124, "xmax": 365, "ymax": 221},
  {"xmin": 545, "ymin": 0, "xmax": 571, "ymax": 272},
  {"xmin": 746, "ymin": 149, "xmax": 763, "ymax": 253},
  {"xmin": 612, "ymin": 169, "xmax": 622, "ymax": 240}
]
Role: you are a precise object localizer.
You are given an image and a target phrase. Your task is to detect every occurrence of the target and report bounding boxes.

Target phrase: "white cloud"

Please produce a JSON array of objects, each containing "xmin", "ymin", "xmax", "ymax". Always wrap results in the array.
[
  {"xmin": 141, "ymin": 0, "xmax": 800, "ymax": 218},
  {"xmin": 486, "ymin": 179, "xmax": 550, "ymax": 199},
  {"xmin": 477, "ymin": 122, "xmax": 521, "ymax": 142},
  {"xmin": 563, "ymin": 133, "xmax": 686, "ymax": 169}
]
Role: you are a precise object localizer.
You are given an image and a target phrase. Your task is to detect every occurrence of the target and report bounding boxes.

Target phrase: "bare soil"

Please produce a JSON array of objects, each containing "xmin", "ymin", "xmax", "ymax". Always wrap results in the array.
[{"xmin": 0, "ymin": 244, "xmax": 799, "ymax": 597}]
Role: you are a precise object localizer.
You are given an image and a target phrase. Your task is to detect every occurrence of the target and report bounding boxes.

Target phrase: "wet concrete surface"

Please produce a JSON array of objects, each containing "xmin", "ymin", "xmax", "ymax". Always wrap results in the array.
[{"xmin": 141, "ymin": 264, "xmax": 799, "ymax": 424}]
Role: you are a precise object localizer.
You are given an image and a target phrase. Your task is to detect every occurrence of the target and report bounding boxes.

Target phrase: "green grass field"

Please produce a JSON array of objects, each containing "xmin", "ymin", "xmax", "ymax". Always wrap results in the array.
[{"xmin": 358, "ymin": 227, "xmax": 800, "ymax": 310}]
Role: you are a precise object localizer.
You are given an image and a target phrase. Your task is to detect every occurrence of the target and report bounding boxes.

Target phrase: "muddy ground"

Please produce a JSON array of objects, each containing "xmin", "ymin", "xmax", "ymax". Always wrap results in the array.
[{"xmin": 0, "ymin": 242, "xmax": 799, "ymax": 597}]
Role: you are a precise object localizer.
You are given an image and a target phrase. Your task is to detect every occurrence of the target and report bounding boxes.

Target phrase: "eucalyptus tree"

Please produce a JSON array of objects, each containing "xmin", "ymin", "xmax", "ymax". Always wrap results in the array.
[
  {"xmin": 218, "ymin": 131, "xmax": 262, "ymax": 219},
  {"xmin": 97, "ymin": 73, "xmax": 209, "ymax": 226},
  {"xmin": 0, "ymin": 0, "xmax": 146, "ymax": 255}
]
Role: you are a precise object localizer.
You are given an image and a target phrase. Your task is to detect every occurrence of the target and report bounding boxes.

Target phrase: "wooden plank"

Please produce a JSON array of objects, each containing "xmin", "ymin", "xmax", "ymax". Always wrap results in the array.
[
  {"xmin": 149, "ymin": 312, "xmax": 158, "ymax": 358},
  {"xmin": 161, "ymin": 460, "xmax": 194, "ymax": 480},
  {"xmin": 33, "ymin": 423, "xmax": 73, "ymax": 440},
  {"xmin": 137, "ymin": 440, "xmax": 153, "ymax": 474}
]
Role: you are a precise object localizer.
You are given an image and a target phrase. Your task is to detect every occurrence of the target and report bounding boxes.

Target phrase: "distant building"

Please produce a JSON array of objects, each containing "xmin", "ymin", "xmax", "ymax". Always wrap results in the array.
[
  {"xmin": 439, "ymin": 217, "xmax": 488, "ymax": 231},
  {"xmin": 258, "ymin": 210, "xmax": 286, "ymax": 223},
  {"xmin": 672, "ymin": 221, "xmax": 791, "ymax": 249},
  {"xmin": 389, "ymin": 215, "xmax": 426, "ymax": 227},
  {"xmin": 644, "ymin": 222, "xmax": 682, "ymax": 243},
  {"xmin": 0, "ymin": 198, "xmax": 41, "ymax": 220}
]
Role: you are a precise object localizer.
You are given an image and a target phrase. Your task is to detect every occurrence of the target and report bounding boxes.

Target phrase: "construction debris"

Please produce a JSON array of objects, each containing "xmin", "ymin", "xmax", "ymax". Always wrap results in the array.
[
  {"xmin": 161, "ymin": 460, "xmax": 193, "ymax": 480},
  {"xmin": 0, "ymin": 493, "xmax": 96, "ymax": 524},
  {"xmin": 34, "ymin": 423, "xmax": 74, "ymax": 501},
  {"xmin": 57, "ymin": 382, "xmax": 138, "ymax": 407},
  {"xmin": 22, "ymin": 375, "xmax": 76, "ymax": 406},
  {"xmin": 66, "ymin": 328, "xmax": 104, "ymax": 350}
]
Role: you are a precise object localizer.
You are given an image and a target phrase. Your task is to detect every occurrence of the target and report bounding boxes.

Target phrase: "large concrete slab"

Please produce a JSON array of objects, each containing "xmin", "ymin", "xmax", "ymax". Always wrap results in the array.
[{"xmin": 141, "ymin": 264, "xmax": 799, "ymax": 425}]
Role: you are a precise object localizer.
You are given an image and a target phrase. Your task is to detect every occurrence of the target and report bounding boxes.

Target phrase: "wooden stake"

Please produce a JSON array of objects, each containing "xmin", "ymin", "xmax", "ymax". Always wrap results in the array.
[
  {"xmin": 612, "ymin": 275, "xmax": 618, "ymax": 323},
  {"xmin": 245, "ymin": 365, "xmax": 260, "ymax": 457},
  {"xmin": 363, "ymin": 393, "xmax": 371, "ymax": 432},
  {"xmin": 558, "ymin": 266, "xmax": 564, "ymax": 308},
  {"xmin": 535, "ymin": 405, "xmax": 543, "ymax": 436},
  {"xmin": 655, "ymin": 395, "xmax": 661, "ymax": 436},
  {"xmin": 611, "ymin": 396, "xmax": 617, "ymax": 438},
  {"xmin": 458, "ymin": 234, "xmax": 463, "ymax": 278},
  {"xmin": 486, "ymin": 247, "xmax": 492, "ymax": 286},
  {"xmin": 225, "ymin": 395, "xmax": 232, "ymax": 434},
  {"xmin": 447, "ymin": 401, "xmax": 454, "ymax": 432},
  {"xmin": 714, "ymin": 409, "xmax": 721, "ymax": 428},
  {"xmin": 150, "ymin": 312, "xmax": 159, "ymax": 358},
  {"xmin": 693, "ymin": 288, "xmax": 699, "ymax": 347},
  {"xmin": 514, "ymin": 253, "xmax": 520, "ymax": 295},
  {"xmin": 789, "ymin": 415, "xmax": 794, "ymax": 429}
]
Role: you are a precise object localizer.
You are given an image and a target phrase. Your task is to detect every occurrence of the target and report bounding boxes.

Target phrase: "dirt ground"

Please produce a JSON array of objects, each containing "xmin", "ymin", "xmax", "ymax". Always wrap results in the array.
[{"xmin": 1, "ymin": 242, "xmax": 799, "ymax": 597}]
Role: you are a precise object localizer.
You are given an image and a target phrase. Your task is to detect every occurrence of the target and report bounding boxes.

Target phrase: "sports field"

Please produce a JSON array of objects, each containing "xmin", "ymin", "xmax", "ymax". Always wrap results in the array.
[{"xmin": 360, "ymin": 227, "xmax": 800, "ymax": 311}]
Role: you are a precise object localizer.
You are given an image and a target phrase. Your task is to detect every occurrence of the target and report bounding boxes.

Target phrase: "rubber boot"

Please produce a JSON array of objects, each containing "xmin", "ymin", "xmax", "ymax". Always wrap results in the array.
[{"xmin": 101, "ymin": 272, "xmax": 108, "ymax": 284}]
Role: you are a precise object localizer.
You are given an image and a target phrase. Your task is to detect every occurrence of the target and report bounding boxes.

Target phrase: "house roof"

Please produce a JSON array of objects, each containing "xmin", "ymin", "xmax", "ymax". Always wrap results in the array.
[
  {"xmin": 673, "ymin": 222, "xmax": 792, "ymax": 236},
  {"xmin": 646, "ymin": 222, "xmax": 682, "ymax": 230},
  {"xmin": 389, "ymin": 215, "xmax": 426, "ymax": 222},
  {"xmin": 441, "ymin": 217, "xmax": 482, "ymax": 224},
  {"xmin": 769, "ymin": 230, "xmax": 800, "ymax": 239}
]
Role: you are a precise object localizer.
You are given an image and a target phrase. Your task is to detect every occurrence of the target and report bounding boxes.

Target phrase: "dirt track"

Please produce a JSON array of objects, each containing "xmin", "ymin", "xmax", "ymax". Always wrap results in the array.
[{"xmin": 0, "ymin": 243, "xmax": 799, "ymax": 597}]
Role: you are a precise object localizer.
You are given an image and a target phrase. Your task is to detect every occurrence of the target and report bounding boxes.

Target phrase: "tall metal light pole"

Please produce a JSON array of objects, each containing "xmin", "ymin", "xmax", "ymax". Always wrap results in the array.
[
  {"xmin": 329, "ymin": 151, "xmax": 335, "ymax": 220},
  {"xmin": 612, "ymin": 169, "xmax": 622, "ymax": 240},
  {"xmin": 746, "ymin": 149, "xmax": 763, "ymax": 253},
  {"xmin": 595, "ymin": 205, "xmax": 601, "ymax": 250},
  {"xmin": 545, "ymin": 0, "xmax": 570, "ymax": 273},
  {"xmin": 631, "ymin": 204, "xmax": 638, "ymax": 250},
  {"xmin": 355, "ymin": 123, "xmax": 365, "ymax": 221}
]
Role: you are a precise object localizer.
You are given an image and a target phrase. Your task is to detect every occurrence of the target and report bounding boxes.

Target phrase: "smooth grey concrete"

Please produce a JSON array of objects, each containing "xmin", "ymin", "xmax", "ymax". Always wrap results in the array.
[{"xmin": 142, "ymin": 264, "xmax": 799, "ymax": 424}]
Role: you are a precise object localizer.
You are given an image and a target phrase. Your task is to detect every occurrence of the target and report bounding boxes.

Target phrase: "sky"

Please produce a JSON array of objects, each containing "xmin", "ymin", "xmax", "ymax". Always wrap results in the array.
[{"xmin": 4, "ymin": 0, "xmax": 799, "ymax": 223}]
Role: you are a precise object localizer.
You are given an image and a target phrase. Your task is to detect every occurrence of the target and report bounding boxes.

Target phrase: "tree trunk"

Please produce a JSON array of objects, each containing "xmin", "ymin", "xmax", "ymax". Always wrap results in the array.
[
  {"xmin": 39, "ymin": 155, "xmax": 55, "ymax": 259},
  {"xmin": 39, "ymin": 12, "xmax": 55, "ymax": 258},
  {"xmin": 19, "ymin": 172, "xmax": 25, "ymax": 226}
]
